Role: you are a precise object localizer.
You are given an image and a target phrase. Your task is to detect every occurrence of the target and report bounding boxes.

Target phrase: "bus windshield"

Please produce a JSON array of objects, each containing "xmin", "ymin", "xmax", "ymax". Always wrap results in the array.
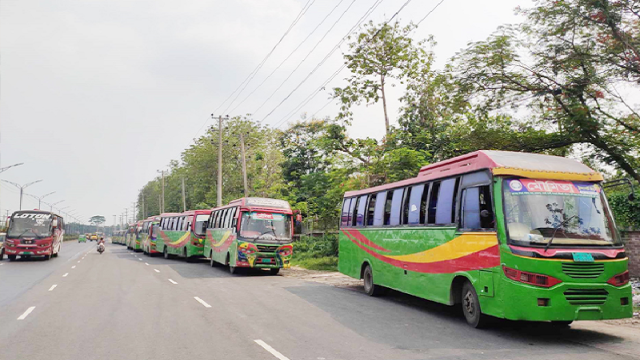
[
  {"xmin": 503, "ymin": 179, "xmax": 621, "ymax": 247},
  {"xmin": 7, "ymin": 213, "xmax": 53, "ymax": 239},
  {"xmin": 239, "ymin": 212, "xmax": 291, "ymax": 243},
  {"xmin": 194, "ymin": 214, "xmax": 210, "ymax": 236}
]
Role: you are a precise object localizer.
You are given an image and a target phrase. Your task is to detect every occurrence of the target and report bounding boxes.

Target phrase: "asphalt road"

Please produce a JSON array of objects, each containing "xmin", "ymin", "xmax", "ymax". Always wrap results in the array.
[{"xmin": 0, "ymin": 241, "xmax": 638, "ymax": 360}]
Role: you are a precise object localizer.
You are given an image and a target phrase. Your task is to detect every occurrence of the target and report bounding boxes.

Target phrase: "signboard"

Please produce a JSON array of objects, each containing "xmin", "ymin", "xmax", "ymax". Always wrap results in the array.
[
  {"xmin": 250, "ymin": 212, "xmax": 285, "ymax": 221},
  {"xmin": 245, "ymin": 198, "xmax": 291, "ymax": 209},
  {"xmin": 507, "ymin": 180, "xmax": 601, "ymax": 197}
]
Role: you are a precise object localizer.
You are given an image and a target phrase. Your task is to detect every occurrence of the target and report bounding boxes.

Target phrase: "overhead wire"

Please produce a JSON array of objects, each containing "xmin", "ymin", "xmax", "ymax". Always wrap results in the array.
[
  {"xmin": 258, "ymin": 0, "xmax": 389, "ymax": 122},
  {"xmin": 272, "ymin": 0, "xmax": 447, "ymax": 129},
  {"xmin": 227, "ymin": 0, "xmax": 350, "ymax": 115},
  {"xmin": 221, "ymin": 0, "xmax": 317, "ymax": 115}
]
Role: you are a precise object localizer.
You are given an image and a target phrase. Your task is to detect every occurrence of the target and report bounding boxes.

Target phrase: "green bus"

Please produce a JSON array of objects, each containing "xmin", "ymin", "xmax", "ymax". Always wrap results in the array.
[
  {"xmin": 339, "ymin": 150, "xmax": 632, "ymax": 327},
  {"xmin": 155, "ymin": 210, "xmax": 210, "ymax": 262},
  {"xmin": 141, "ymin": 216, "xmax": 161, "ymax": 255},
  {"xmin": 205, "ymin": 197, "xmax": 294, "ymax": 275}
]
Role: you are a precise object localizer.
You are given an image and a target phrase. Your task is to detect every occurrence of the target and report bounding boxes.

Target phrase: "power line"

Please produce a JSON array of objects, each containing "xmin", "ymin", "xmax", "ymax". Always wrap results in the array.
[
  {"xmin": 258, "ymin": 0, "xmax": 388, "ymax": 122},
  {"xmin": 250, "ymin": 0, "xmax": 361, "ymax": 116},
  {"xmin": 272, "ymin": 0, "xmax": 446, "ymax": 129},
  {"xmin": 221, "ymin": 0, "xmax": 317, "ymax": 115},
  {"xmin": 228, "ymin": 0, "xmax": 350, "ymax": 115}
]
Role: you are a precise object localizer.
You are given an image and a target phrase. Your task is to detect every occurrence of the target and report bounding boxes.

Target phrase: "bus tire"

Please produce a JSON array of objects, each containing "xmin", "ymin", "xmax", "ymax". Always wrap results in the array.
[
  {"xmin": 8, "ymin": 255, "xmax": 17, "ymax": 261},
  {"xmin": 163, "ymin": 247, "xmax": 169, "ymax": 260},
  {"xmin": 269, "ymin": 268, "xmax": 280, "ymax": 275},
  {"xmin": 0, "ymin": 248, "xmax": 4, "ymax": 260},
  {"xmin": 461, "ymin": 281, "xmax": 489, "ymax": 328},
  {"xmin": 363, "ymin": 264, "xmax": 385, "ymax": 296}
]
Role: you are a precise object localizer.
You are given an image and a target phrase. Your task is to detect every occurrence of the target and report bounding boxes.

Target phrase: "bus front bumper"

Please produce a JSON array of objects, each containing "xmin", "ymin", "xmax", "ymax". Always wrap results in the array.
[
  {"xmin": 500, "ymin": 279, "xmax": 633, "ymax": 321},
  {"xmin": 5, "ymin": 246, "xmax": 52, "ymax": 256}
]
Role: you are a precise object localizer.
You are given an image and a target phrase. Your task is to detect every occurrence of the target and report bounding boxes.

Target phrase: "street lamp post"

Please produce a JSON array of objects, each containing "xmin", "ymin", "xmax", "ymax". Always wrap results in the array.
[
  {"xmin": 26, "ymin": 191, "xmax": 56, "ymax": 209},
  {"xmin": 1, "ymin": 179, "xmax": 43, "ymax": 210},
  {"xmin": 0, "ymin": 163, "xmax": 24, "ymax": 174},
  {"xmin": 49, "ymin": 200, "xmax": 64, "ymax": 212}
]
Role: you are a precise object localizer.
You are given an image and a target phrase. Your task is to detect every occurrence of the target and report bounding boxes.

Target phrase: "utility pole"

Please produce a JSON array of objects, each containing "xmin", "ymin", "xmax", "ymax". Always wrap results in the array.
[
  {"xmin": 158, "ymin": 194, "xmax": 162, "ymax": 214},
  {"xmin": 217, "ymin": 115, "xmax": 223, "ymax": 207},
  {"xmin": 239, "ymin": 132, "xmax": 249, "ymax": 197},
  {"xmin": 125, "ymin": 208, "xmax": 128, "ymax": 225},
  {"xmin": 132, "ymin": 202, "xmax": 137, "ymax": 221},
  {"xmin": 181, "ymin": 176, "xmax": 186, "ymax": 212},
  {"xmin": 157, "ymin": 170, "xmax": 165, "ymax": 213},
  {"xmin": 142, "ymin": 197, "xmax": 145, "ymax": 219}
]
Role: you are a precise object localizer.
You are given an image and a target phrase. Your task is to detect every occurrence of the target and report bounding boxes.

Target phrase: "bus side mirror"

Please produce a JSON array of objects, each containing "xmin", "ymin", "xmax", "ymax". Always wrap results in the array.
[
  {"xmin": 480, "ymin": 210, "xmax": 490, "ymax": 218},
  {"xmin": 52, "ymin": 219, "xmax": 58, "ymax": 228}
]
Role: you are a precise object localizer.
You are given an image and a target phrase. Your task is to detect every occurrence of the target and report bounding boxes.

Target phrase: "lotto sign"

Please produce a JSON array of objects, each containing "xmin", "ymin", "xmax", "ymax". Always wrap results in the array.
[
  {"xmin": 508, "ymin": 179, "xmax": 600, "ymax": 197},
  {"xmin": 14, "ymin": 213, "xmax": 52, "ymax": 219}
]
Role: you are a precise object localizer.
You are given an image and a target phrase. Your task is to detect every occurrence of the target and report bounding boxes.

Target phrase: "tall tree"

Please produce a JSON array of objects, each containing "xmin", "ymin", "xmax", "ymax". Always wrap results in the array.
[
  {"xmin": 452, "ymin": 0, "xmax": 640, "ymax": 181},
  {"xmin": 333, "ymin": 21, "xmax": 434, "ymax": 135}
]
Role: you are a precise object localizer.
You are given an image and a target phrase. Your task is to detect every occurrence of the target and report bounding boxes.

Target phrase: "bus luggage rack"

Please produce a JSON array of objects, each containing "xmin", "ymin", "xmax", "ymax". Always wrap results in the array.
[
  {"xmin": 562, "ymin": 263, "xmax": 605, "ymax": 279},
  {"xmin": 256, "ymin": 245, "xmax": 279, "ymax": 253},
  {"xmin": 563, "ymin": 289, "xmax": 608, "ymax": 305}
]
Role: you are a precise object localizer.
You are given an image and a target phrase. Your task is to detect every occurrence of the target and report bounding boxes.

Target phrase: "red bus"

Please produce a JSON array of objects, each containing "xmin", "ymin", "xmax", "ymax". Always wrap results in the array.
[{"xmin": 4, "ymin": 210, "xmax": 64, "ymax": 261}]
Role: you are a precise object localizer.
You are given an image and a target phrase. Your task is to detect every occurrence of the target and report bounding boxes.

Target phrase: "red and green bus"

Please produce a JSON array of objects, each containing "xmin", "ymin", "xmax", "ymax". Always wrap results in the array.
[
  {"xmin": 339, "ymin": 150, "xmax": 632, "ymax": 327},
  {"xmin": 155, "ymin": 210, "xmax": 210, "ymax": 262},
  {"xmin": 127, "ymin": 220, "xmax": 144, "ymax": 252},
  {"xmin": 205, "ymin": 197, "xmax": 294, "ymax": 274},
  {"xmin": 4, "ymin": 210, "xmax": 64, "ymax": 261},
  {"xmin": 141, "ymin": 216, "xmax": 161, "ymax": 255}
]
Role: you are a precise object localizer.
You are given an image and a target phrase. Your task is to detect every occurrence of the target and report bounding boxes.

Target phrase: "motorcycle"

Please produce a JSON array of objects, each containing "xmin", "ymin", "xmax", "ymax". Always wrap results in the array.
[{"xmin": 97, "ymin": 243, "xmax": 105, "ymax": 254}]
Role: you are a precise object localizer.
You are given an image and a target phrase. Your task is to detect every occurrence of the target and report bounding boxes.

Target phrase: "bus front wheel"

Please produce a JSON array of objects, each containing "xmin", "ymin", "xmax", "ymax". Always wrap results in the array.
[
  {"xmin": 363, "ymin": 265, "xmax": 385, "ymax": 296},
  {"xmin": 8, "ymin": 255, "xmax": 17, "ymax": 261},
  {"xmin": 163, "ymin": 247, "xmax": 169, "ymax": 260},
  {"xmin": 461, "ymin": 281, "xmax": 489, "ymax": 328},
  {"xmin": 269, "ymin": 268, "xmax": 280, "ymax": 275}
]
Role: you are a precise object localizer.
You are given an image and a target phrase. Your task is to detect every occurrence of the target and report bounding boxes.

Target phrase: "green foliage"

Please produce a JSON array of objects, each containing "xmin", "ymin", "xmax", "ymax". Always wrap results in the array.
[
  {"xmin": 608, "ymin": 191, "xmax": 640, "ymax": 230},
  {"xmin": 292, "ymin": 235, "xmax": 339, "ymax": 271},
  {"xmin": 89, "ymin": 215, "xmax": 105, "ymax": 226}
]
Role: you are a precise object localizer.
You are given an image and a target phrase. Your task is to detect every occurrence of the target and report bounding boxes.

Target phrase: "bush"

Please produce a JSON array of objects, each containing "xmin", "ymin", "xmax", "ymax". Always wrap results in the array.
[
  {"xmin": 292, "ymin": 235, "xmax": 339, "ymax": 270},
  {"xmin": 608, "ymin": 192, "xmax": 640, "ymax": 230}
]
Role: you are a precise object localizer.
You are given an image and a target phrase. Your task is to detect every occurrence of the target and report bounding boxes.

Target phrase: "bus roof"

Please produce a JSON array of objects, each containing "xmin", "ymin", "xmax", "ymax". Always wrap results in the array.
[
  {"xmin": 345, "ymin": 150, "xmax": 603, "ymax": 198},
  {"xmin": 11, "ymin": 210, "xmax": 62, "ymax": 218},
  {"xmin": 220, "ymin": 197, "xmax": 293, "ymax": 214}
]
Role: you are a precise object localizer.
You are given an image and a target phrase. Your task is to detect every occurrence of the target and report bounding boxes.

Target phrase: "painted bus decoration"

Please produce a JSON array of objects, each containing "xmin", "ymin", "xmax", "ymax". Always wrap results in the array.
[
  {"xmin": 204, "ymin": 197, "xmax": 294, "ymax": 274},
  {"xmin": 154, "ymin": 210, "xmax": 211, "ymax": 261},
  {"xmin": 3, "ymin": 210, "xmax": 64, "ymax": 261},
  {"xmin": 338, "ymin": 150, "xmax": 632, "ymax": 327}
]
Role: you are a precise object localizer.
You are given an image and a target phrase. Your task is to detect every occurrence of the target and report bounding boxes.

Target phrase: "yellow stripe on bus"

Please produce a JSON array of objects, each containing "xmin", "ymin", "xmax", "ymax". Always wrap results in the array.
[
  {"xmin": 169, "ymin": 232, "xmax": 190, "ymax": 245},
  {"xmin": 387, "ymin": 233, "xmax": 498, "ymax": 263}
]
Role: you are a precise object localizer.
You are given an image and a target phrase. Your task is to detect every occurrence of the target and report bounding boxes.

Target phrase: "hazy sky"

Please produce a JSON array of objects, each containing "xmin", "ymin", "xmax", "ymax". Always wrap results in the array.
[{"xmin": 0, "ymin": 0, "xmax": 531, "ymax": 225}]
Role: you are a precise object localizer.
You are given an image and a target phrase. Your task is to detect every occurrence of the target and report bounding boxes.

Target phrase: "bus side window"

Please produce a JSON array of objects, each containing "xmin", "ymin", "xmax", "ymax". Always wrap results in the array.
[
  {"xmin": 402, "ymin": 186, "xmax": 413, "ymax": 224},
  {"xmin": 373, "ymin": 192, "xmax": 387, "ymax": 226},
  {"xmin": 407, "ymin": 184, "xmax": 424, "ymax": 225},
  {"xmin": 428, "ymin": 182, "xmax": 440, "ymax": 224},
  {"xmin": 356, "ymin": 195, "xmax": 368, "ymax": 226},
  {"xmin": 461, "ymin": 185, "xmax": 494, "ymax": 230},
  {"xmin": 390, "ymin": 188, "xmax": 404, "ymax": 226},
  {"xmin": 348, "ymin": 197, "xmax": 358, "ymax": 226},
  {"xmin": 435, "ymin": 178, "xmax": 458, "ymax": 225},
  {"xmin": 222, "ymin": 209, "xmax": 230, "ymax": 228},
  {"xmin": 341, "ymin": 199, "xmax": 351, "ymax": 227},
  {"xmin": 366, "ymin": 195, "xmax": 376, "ymax": 226}
]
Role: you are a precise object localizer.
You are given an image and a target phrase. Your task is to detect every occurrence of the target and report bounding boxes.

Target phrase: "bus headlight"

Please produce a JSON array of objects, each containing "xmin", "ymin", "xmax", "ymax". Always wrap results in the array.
[{"xmin": 607, "ymin": 271, "xmax": 630, "ymax": 287}]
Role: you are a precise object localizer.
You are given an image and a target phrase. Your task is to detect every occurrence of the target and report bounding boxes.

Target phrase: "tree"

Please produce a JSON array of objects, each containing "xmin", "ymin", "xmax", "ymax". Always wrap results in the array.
[
  {"xmin": 451, "ymin": 0, "xmax": 640, "ymax": 181},
  {"xmin": 333, "ymin": 20, "xmax": 434, "ymax": 135},
  {"xmin": 89, "ymin": 215, "xmax": 106, "ymax": 232}
]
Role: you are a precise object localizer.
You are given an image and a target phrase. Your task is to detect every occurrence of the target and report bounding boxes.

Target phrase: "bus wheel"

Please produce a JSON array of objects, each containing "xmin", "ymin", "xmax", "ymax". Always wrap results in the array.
[
  {"xmin": 0, "ymin": 248, "xmax": 4, "ymax": 260},
  {"xmin": 461, "ymin": 281, "xmax": 489, "ymax": 328},
  {"xmin": 363, "ymin": 265, "xmax": 385, "ymax": 296},
  {"xmin": 8, "ymin": 255, "xmax": 17, "ymax": 261},
  {"xmin": 229, "ymin": 265, "xmax": 237, "ymax": 274},
  {"xmin": 269, "ymin": 268, "xmax": 280, "ymax": 275},
  {"xmin": 163, "ymin": 247, "xmax": 169, "ymax": 260},
  {"xmin": 44, "ymin": 252, "xmax": 51, "ymax": 260}
]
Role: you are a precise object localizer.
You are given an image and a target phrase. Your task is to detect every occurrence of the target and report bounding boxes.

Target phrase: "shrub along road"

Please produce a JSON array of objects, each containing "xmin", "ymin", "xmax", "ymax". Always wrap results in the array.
[{"xmin": 0, "ymin": 241, "xmax": 639, "ymax": 360}]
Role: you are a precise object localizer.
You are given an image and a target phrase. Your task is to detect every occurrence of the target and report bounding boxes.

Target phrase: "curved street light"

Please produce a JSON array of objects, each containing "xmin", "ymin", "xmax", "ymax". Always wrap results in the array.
[
  {"xmin": 1, "ymin": 179, "xmax": 43, "ymax": 210},
  {"xmin": 25, "ymin": 191, "xmax": 56, "ymax": 209},
  {"xmin": 0, "ymin": 163, "xmax": 24, "ymax": 174}
]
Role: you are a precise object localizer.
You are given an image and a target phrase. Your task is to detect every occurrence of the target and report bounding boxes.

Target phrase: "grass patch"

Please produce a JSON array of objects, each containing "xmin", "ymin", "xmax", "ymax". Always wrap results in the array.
[
  {"xmin": 292, "ymin": 235, "xmax": 339, "ymax": 271},
  {"xmin": 63, "ymin": 235, "xmax": 79, "ymax": 242}
]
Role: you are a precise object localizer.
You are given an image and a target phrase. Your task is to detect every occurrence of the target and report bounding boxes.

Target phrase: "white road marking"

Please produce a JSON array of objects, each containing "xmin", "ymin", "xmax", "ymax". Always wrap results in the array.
[
  {"xmin": 168, "ymin": 279, "xmax": 178, "ymax": 284},
  {"xmin": 63, "ymin": 273, "xmax": 68, "ymax": 277},
  {"xmin": 145, "ymin": 263, "xmax": 149, "ymax": 266},
  {"xmin": 77, "ymin": 261, "xmax": 81, "ymax": 263},
  {"xmin": 154, "ymin": 269, "xmax": 160, "ymax": 273},
  {"xmin": 1, "ymin": 263, "xmax": 4, "ymax": 266},
  {"xmin": 17, "ymin": 306, "xmax": 36, "ymax": 320},
  {"xmin": 254, "ymin": 340, "xmax": 290, "ymax": 360},
  {"xmin": 48, "ymin": 285, "xmax": 57, "ymax": 291},
  {"xmin": 71, "ymin": 266, "xmax": 76, "ymax": 269},
  {"xmin": 138, "ymin": 258, "xmax": 142, "ymax": 261},
  {"xmin": 194, "ymin": 297, "xmax": 211, "ymax": 308}
]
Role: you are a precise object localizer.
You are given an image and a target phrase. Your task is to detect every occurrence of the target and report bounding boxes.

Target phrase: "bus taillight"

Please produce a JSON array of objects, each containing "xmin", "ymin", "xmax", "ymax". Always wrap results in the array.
[
  {"xmin": 607, "ymin": 271, "xmax": 630, "ymax": 287},
  {"xmin": 503, "ymin": 266, "xmax": 562, "ymax": 288}
]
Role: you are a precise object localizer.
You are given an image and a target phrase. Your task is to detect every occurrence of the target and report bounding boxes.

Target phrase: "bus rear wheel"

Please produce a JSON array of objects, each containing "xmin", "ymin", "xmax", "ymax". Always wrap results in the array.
[
  {"xmin": 210, "ymin": 252, "xmax": 216, "ymax": 267},
  {"xmin": 461, "ymin": 281, "xmax": 489, "ymax": 328},
  {"xmin": 363, "ymin": 265, "xmax": 385, "ymax": 296},
  {"xmin": 269, "ymin": 268, "xmax": 280, "ymax": 275},
  {"xmin": 163, "ymin": 247, "xmax": 169, "ymax": 260}
]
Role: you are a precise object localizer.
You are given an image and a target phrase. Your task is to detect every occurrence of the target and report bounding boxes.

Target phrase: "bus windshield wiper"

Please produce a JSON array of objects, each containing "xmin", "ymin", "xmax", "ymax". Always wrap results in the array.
[{"xmin": 545, "ymin": 215, "xmax": 578, "ymax": 252}]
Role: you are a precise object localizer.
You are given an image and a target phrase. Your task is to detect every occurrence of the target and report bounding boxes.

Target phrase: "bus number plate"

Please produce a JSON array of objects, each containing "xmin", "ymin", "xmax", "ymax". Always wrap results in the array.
[{"xmin": 572, "ymin": 253, "xmax": 594, "ymax": 262}]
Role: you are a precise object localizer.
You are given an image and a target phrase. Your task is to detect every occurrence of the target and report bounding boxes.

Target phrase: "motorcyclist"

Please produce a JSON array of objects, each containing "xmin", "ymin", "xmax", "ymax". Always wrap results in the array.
[{"xmin": 98, "ymin": 237, "xmax": 105, "ymax": 245}]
